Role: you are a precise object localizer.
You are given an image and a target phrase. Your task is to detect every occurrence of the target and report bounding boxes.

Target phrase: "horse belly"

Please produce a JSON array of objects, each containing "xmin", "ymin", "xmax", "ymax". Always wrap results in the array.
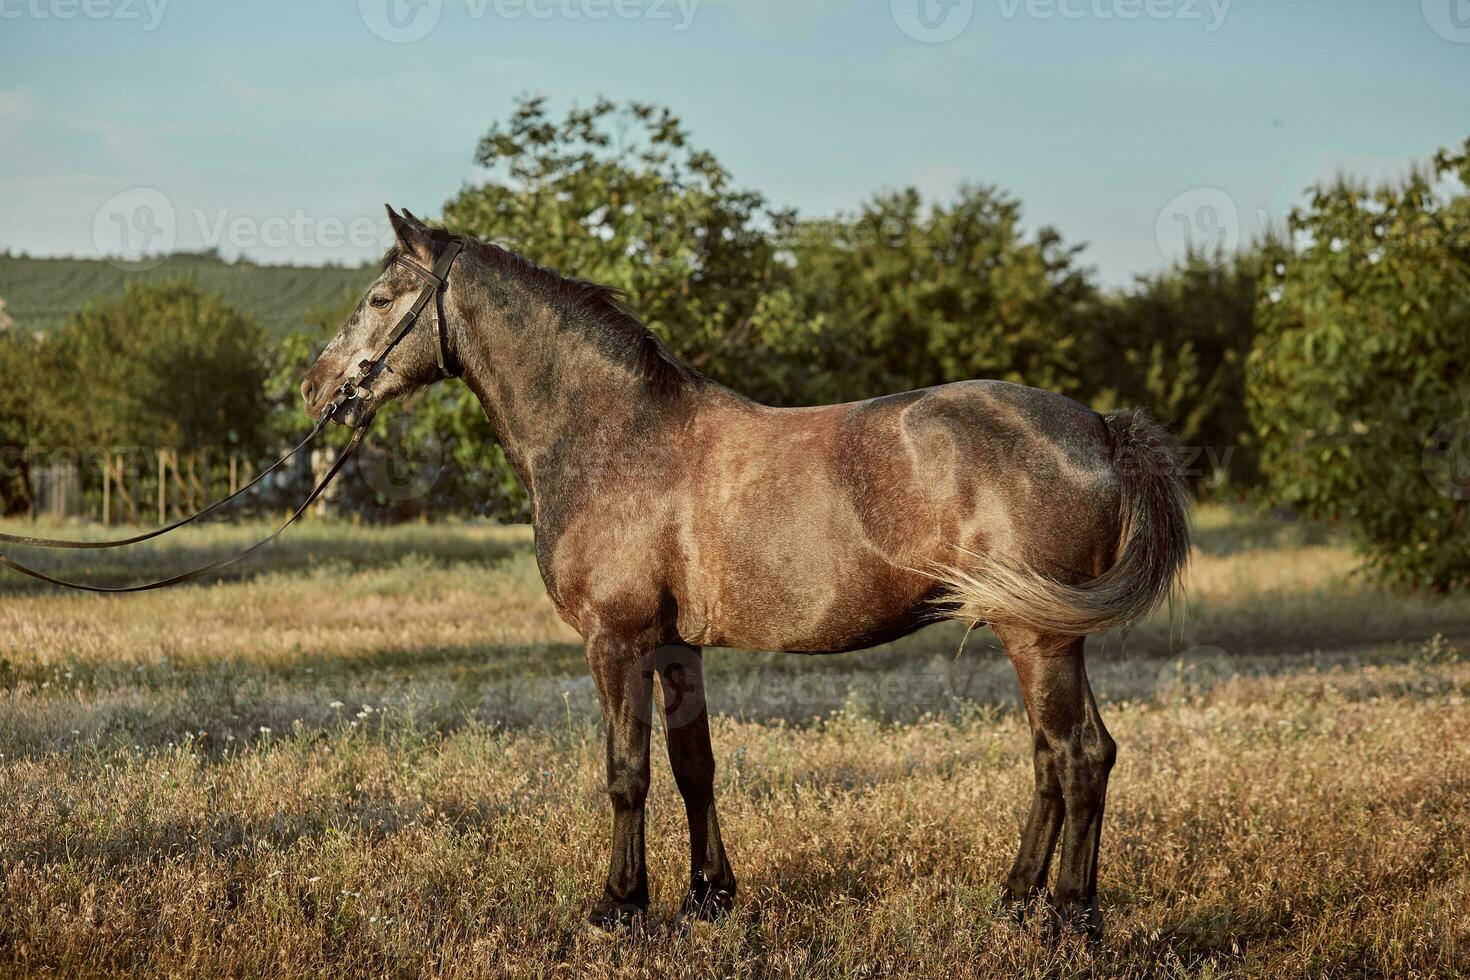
[{"xmin": 678, "ymin": 477, "xmax": 933, "ymax": 653}]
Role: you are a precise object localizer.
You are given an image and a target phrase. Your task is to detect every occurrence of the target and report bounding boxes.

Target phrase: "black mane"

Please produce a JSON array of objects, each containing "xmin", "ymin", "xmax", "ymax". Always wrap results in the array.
[{"xmin": 382, "ymin": 232, "xmax": 701, "ymax": 396}]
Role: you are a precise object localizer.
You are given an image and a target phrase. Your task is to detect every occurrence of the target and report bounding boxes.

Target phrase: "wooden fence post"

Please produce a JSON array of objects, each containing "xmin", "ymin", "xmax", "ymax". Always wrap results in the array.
[
  {"xmin": 158, "ymin": 450, "xmax": 167, "ymax": 526},
  {"xmin": 170, "ymin": 450, "xmax": 188, "ymax": 518}
]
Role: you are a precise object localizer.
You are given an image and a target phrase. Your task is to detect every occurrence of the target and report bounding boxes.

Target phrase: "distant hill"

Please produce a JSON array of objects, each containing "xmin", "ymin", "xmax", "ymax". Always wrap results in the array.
[{"xmin": 0, "ymin": 252, "xmax": 376, "ymax": 337}]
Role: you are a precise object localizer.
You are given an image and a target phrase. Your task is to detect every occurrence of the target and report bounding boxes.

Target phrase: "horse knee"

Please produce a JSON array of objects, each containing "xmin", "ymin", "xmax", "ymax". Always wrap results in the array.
[
  {"xmin": 1094, "ymin": 729, "xmax": 1117, "ymax": 775},
  {"xmin": 607, "ymin": 768, "xmax": 649, "ymax": 811},
  {"xmin": 1031, "ymin": 739, "xmax": 1064, "ymax": 803},
  {"xmin": 1055, "ymin": 730, "xmax": 1114, "ymax": 803}
]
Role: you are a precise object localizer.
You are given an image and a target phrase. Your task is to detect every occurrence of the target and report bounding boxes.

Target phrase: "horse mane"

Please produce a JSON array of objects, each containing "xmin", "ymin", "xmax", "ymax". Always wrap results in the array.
[{"xmin": 381, "ymin": 231, "xmax": 702, "ymax": 396}]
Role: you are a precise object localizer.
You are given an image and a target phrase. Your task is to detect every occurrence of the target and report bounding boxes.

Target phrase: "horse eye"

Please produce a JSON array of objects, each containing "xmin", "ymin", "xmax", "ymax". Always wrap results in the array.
[{"xmin": 369, "ymin": 296, "xmax": 392, "ymax": 309}]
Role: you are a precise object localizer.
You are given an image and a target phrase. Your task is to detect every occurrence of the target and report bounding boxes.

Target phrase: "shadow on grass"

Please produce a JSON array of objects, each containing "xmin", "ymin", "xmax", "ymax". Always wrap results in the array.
[
  {"xmin": 4, "ymin": 789, "xmax": 521, "ymax": 872},
  {"xmin": 0, "ymin": 640, "xmax": 589, "ymax": 694}
]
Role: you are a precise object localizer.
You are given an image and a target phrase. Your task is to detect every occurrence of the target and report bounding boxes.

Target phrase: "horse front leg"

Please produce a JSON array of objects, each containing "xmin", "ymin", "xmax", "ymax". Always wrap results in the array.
[
  {"xmin": 655, "ymin": 645, "xmax": 736, "ymax": 923},
  {"xmin": 584, "ymin": 632, "xmax": 655, "ymax": 931}
]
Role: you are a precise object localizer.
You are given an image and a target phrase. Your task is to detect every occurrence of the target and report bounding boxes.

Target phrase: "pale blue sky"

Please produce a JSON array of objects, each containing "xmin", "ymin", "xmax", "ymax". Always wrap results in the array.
[{"xmin": 1, "ymin": 0, "xmax": 1466, "ymax": 285}]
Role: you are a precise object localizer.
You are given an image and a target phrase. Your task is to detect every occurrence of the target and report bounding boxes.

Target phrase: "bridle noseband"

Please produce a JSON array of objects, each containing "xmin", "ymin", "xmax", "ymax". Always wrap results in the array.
[{"xmin": 0, "ymin": 236, "xmax": 467, "ymax": 593}]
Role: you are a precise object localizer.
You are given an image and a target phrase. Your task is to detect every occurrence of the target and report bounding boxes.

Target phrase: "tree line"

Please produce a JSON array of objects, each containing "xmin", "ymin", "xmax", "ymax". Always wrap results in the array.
[{"xmin": 2, "ymin": 98, "xmax": 1465, "ymax": 589}]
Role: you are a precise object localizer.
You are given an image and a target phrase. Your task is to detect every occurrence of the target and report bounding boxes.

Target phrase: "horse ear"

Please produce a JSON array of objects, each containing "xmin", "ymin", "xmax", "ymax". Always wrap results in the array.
[{"xmin": 386, "ymin": 204, "xmax": 431, "ymax": 259}]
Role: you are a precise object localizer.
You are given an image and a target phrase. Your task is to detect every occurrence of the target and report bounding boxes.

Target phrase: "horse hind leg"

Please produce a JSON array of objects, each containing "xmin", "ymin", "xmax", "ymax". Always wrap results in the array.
[
  {"xmin": 998, "ymin": 723, "xmax": 1064, "ymax": 920},
  {"xmin": 994, "ymin": 627, "xmax": 1116, "ymax": 940},
  {"xmin": 656, "ymin": 644, "xmax": 736, "ymax": 923}
]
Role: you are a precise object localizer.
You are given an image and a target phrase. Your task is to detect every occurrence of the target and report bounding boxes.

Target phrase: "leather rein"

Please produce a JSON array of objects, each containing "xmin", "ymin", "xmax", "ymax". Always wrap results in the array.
[{"xmin": 0, "ymin": 237, "xmax": 465, "ymax": 593}]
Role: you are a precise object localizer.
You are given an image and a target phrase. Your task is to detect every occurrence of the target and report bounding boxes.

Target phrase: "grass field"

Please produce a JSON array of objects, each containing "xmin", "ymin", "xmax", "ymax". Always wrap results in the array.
[{"xmin": 0, "ymin": 506, "xmax": 1467, "ymax": 977}]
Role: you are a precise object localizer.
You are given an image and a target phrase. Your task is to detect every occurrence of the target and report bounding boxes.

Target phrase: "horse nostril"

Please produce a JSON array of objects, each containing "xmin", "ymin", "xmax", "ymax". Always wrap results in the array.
[{"xmin": 301, "ymin": 379, "xmax": 316, "ymax": 406}]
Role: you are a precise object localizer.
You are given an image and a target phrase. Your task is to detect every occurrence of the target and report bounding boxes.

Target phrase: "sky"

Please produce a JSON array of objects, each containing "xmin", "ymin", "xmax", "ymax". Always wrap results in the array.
[{"xmin": 1, "ymin": 0, "xmax": 1467, "ymax": 286}]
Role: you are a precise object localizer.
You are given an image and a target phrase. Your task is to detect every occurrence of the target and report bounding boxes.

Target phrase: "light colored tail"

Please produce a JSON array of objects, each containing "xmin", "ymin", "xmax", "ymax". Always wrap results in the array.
[{"xmin": 933, "ymin": 409, "xmax": 1191, "ymax": 636}]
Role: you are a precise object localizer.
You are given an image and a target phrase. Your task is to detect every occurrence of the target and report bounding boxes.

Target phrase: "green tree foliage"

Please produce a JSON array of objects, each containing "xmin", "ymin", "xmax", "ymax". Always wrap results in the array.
[
  {"xmin": 443, "ymin": 96, "xmax": 814, "ymax": 403},
  {"xmin": 787, "ymin": 187, "xmax": 1096, "ymax": 401},
  {"xmin": 0, "ymin": 98, "xmax": 1300, "ymax": 537},
  {"xmin": 428, "ymin": 97, "xmax": 1280, "ymax": 516},
  {"xmin": 44, "ymin": 282, "xmax": 269, "ymax": 456},
  {"xmin": 1092, "ymin": 249, "xmax": 1260, "ymax": 491},
  {"xmin": 1251, "ymin": 140, "xmax": 1470, "ymax": 590},
  {"xmin": 0, "ymin": 329, "xmax": 43, "ymax": 514},
  {"xmin": 436, "ymin": 99, "xmax": 1122, "ymax": 510}
]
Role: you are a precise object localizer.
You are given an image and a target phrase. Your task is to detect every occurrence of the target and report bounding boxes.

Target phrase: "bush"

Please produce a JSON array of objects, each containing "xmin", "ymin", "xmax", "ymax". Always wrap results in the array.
[
  {"xmin": 44, "ymin": 281, "xmax": 269, "ymax": 455},
  {"xmin": 1091, "ymin": 250, "xmax": 1261, "ymax": 493},
  {"xmin": 1250, "ymin": 139, "xmax": 1470, "ymax": 591}
]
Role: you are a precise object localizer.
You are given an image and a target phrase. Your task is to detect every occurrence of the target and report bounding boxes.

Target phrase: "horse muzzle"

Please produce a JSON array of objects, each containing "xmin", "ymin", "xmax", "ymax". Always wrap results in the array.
[
  {"xmin": 322, "ymin": 381, "xmax": 376, "ymax": 427},
  {"xmin": 302, "ymin": 357, "xmax": 381, "ymax": 426}
]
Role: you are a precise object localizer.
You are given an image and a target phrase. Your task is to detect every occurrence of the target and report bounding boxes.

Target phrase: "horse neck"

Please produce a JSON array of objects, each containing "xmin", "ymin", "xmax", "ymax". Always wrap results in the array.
[{"xmin": 451, "ymin": 256, "xmax": 692, "ymax": 509}]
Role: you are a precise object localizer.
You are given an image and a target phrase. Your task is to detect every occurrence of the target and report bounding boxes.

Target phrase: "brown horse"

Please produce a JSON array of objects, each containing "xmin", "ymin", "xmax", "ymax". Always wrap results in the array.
[{"xmin": 302, "ymin": 208, "xmax": 1191, "ymax": 939}]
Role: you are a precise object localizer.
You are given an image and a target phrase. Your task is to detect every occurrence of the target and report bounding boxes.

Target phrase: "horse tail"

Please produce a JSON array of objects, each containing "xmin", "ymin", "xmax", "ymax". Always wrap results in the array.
[{"xmin": 934, "ymin": 409, "xmax": 1191, "ymax": 637}]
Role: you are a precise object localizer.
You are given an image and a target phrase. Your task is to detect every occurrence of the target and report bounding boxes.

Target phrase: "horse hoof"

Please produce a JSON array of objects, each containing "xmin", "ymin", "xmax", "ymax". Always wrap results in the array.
[
  {"xmin": 585, "ymin": 898, "xmax": 646, "ymax": 936},
  {"xmin": 1047, "ymin": 899, "xmax": 1103, "ymax": 943},
  {"xmin": 674, "ymin": 873, "xmax": 735, "ymax": 927},
  {"xmin": 992, "ymin": 886, "xmax": 1048, "ymax": 926},
  {"xmin": 673, "ymin": 887, "xmax": 735, "ymax": 928}
]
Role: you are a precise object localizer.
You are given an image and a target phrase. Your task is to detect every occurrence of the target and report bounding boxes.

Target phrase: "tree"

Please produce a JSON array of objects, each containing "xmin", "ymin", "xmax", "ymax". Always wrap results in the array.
[
  {"xmin": 44, "ymin": 282, "xmax": 269, "ymax": 481},
  {"xmin": 1091, "ymin": 249, "xmax": 1261, "ymax": 492},
  {"xmin": 786, "ymin": 187, "xmax": 1097, "ymax": 402},
  {"xmin": 0, "ymin": 329, "xmax": 41, "ymax": 515},
  {"xmin": 1250, "ymin": 139, "xmax": 1470, "ymax": 590}
]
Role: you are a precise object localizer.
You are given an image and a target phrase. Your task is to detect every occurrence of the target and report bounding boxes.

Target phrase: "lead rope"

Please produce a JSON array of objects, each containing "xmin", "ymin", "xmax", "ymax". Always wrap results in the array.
[
  {"xmin": 0, "ymin": 236, "xmax": 464, "ymax": 593},
  {"xmin": 0, "ymin": 413, "xmax": 335, "ymax": 552},
  {"xmin": 0, "ymin": 407, "xmax": 369, "ymax": 593}
]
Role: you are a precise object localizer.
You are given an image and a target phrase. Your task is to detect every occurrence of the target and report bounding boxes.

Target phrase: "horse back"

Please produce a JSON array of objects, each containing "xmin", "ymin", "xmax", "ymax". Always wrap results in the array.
[{"xmin": 666, "ymin": 381, "xmax": 1122, "ymax": 652}]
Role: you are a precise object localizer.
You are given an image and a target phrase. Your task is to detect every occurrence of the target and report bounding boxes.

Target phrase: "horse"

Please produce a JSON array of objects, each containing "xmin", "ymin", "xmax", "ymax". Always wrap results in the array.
[{"xmin": 301, "ymin": 207, "xmax": 1191, "ymax": 939}]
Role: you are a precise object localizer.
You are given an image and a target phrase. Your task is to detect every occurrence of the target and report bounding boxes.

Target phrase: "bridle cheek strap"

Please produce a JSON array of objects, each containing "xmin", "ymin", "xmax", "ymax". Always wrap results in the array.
[{"xmin": 374, "ymin": 237, "xmax": 464, "ymax": 381}]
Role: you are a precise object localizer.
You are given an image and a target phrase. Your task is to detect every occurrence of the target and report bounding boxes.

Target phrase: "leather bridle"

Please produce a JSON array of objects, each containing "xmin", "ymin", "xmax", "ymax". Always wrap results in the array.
[
  {"xmin": 0, "ymin": 236, "xmax": 466, "ymax": 593},
  {"xmin": 349, "ymin": 236, "xmax": 465, "ymax": 392}
]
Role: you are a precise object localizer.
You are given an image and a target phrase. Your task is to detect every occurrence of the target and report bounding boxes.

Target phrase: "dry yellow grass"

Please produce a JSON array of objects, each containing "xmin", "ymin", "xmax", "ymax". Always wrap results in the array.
[{"xmin": 0, "ymin": 506, "xmax": 1467, "ymax": 977}]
